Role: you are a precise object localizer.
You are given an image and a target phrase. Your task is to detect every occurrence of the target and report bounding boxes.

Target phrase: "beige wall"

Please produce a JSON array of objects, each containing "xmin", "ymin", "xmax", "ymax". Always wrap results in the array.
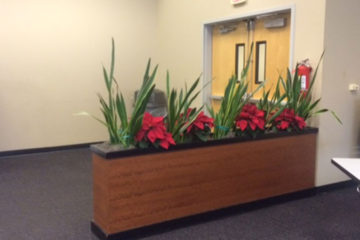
[
  {"xmin": 316, "ymin": 0, "xmax": 360, "ymax": 185},
  {"xmin": 0, "ymin": 0, "xmax": 158, "ymax": 151}
]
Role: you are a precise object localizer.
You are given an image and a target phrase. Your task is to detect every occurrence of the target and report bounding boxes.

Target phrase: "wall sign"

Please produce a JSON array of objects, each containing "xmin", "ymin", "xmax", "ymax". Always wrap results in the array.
[{"xmin": 230, "ymin": 0, "xmax": 246, "ymax": 5}]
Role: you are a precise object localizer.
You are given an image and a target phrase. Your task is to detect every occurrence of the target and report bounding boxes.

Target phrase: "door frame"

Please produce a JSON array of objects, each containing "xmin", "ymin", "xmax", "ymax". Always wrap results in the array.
[{"xmin": 202, "ymin": 4, "xmax": 296, "ymax": 106}]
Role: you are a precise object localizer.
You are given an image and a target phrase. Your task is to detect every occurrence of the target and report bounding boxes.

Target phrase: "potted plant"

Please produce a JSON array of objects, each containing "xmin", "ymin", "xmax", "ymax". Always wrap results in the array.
[{"xmin": 90, "ymin": 40, "xmax": 337, "ymax": 239}]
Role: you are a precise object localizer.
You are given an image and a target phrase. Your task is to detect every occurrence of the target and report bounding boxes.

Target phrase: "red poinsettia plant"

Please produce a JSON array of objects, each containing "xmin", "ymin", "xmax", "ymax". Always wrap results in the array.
[
  {"xmin": 182, "ymin": 108, "xmax": 214, "ymax": 142},
  {"xmin": 135, "ymin": 112, "xmax": 176, "ymax": 149},
  {"xmin": 234, "ymin": 103, "xmax": 265, "ymax": 137},
  {"xmin": 273, "ymin": 108, "xmax": 306, "ymax": 132}
]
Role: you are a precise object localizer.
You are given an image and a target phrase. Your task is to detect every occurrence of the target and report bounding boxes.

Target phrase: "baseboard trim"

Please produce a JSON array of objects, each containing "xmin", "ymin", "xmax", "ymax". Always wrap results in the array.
[
  {"xmin": 0, "ymin": 142, "xmax": 102, "ymax": 157},
  {"xmin": 316, "ymin": 179, "xmax": 355, "ymax": 192},
  {"xmin": 91, "ymin": 180, "xmax": 356, "ymax": 240}
]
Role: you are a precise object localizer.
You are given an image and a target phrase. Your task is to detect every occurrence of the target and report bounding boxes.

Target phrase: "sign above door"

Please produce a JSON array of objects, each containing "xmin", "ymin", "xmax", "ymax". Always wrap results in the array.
[{"xmin": 230, "ymin": 0, "xmax": 246, "ymax": 5}]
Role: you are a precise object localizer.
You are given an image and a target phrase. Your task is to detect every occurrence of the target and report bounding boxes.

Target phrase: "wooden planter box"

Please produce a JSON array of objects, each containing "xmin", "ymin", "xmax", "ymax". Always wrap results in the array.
[{"xmin": 91, "ymin": 128, "xmax": 317, "ymax": 238}]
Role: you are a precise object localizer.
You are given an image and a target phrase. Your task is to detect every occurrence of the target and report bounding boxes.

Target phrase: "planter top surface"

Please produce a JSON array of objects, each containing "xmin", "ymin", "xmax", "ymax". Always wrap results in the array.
[{"xmin": 91, "ymin": 127, "xmax": 318, "ymax": 159}]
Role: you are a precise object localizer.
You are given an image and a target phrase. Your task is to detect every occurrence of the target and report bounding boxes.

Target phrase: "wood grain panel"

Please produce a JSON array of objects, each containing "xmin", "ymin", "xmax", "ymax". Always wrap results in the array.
[
  {"xmin": 93, "ymin": 156, "xmax": 111, "ymax": 233},
  {"xmin": 93, "ymin": 133, "xmax": 316, "ymax": 234}
]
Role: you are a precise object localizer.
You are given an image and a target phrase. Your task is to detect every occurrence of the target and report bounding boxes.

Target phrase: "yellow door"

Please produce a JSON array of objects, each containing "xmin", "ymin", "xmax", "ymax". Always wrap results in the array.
[
  {"xmin": 211, "ymin": 12, "xmax": 291, "ymax": 110},
  {"xmin": 211, "ymin": 20, "xmax": 248, "ymax": 111}
]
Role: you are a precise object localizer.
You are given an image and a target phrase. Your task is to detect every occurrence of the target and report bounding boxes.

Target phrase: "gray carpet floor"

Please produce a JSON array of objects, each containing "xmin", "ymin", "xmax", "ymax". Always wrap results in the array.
[{"xmin": 0, "ymin": 148, "xmax": 359, "ymax": 240}]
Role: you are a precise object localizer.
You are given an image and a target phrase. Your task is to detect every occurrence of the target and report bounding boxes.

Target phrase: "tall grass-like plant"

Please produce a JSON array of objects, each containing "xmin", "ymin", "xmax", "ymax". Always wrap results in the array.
[
  {"xmin": 208, "ymin": 44, "xmax": 264, "ymax": 139},
  {"xmin": 280, "ymin": 53, "xmax": 341, "ymax": 123},
  {"xmin": 257, "ymin": 78, "xmax": 286, "ymax": 126},
  {"xmin": 97, "ymin": 38, "xmax": 157, "ymax": 146},
  {"xmin": 165, "ymin": 72, "xmax": 203, "ymax": 142},
  {"xmin": 208, "ymin": 75, "xmax": 248, "ymax": 139}
]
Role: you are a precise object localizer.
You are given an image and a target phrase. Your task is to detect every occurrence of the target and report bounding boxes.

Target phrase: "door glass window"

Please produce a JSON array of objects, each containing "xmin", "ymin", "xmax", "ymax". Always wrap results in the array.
[
  {"xmin": 235, "ymin": 43, "xmax": 245, "ymax": 81},
  {"xmin": 255, "ymin": 41, "xmax": 266, "ymax": 84}
]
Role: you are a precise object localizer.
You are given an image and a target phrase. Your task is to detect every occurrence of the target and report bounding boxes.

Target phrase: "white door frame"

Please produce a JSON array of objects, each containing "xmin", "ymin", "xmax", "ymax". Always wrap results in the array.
[{"xmin": 202, "ymin": 4, "xmax": 296, "ymax": 106}]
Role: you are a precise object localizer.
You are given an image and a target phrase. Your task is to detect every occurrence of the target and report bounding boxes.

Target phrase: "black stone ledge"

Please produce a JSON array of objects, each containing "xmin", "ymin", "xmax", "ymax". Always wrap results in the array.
[
  {"xmin": 0, "ymin": 141, "xmax": 102, "ymax": 158},
  {"xmin": 90, "ymin": 127, "xmax": 318, "ymax": 159},
  {"xmin": 90, "ymin": 180, "xmax": 354, "ymax": 240}
]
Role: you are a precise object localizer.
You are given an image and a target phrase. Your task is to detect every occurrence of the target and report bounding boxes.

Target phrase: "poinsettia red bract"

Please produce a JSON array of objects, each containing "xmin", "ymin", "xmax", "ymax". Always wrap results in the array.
[
  {"xmin": 186, "ymin": 109, "xmax": 214, "ymax": 133},
  {"xmin": 135, "ymin": 112, "xmax": 175, "ymax": 149},
  {"xmin": 274, "ymin": 108, "xmax": 306, "ymax": 130},
  {"xmin": 235, "ymin": 104, "xmax": 265, "ymax": 132}
]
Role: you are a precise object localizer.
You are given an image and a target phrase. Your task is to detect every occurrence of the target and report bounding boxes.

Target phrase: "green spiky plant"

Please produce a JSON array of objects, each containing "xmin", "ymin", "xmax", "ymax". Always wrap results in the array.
[
  {"xmin": 96, "ymin": 38, "xmax": 157, "ymax": 146},
  {"xmin": 257, "ymin": 77, "xmax": 287, "ymax": 127},
  {"xmin": 165, "ymin": 71, "xmax": 203, "ymax": 142},
  {"xmin": 280, "ymin": 52, "xmax": 341, "ymax": 123},
  {"xmin": 208, "ymin": 44, "xmax": 264, "ymax": 139}
]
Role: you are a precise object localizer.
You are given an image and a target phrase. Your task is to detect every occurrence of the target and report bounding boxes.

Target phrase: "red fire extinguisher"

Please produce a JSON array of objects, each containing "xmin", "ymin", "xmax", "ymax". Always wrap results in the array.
[{"xmin": 297, "ymin": 59, "xmax": 312, "ymax": 94}]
